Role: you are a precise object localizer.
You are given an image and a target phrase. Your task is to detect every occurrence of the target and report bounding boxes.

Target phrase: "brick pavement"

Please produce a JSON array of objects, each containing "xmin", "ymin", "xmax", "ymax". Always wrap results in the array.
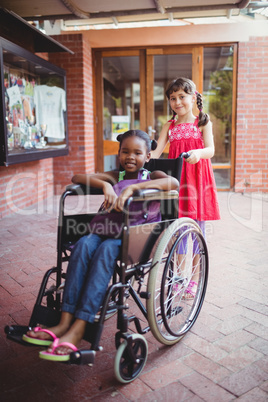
[{"xmin": 0, "ymin": 192, "xmax": 268, "ymax": 401}]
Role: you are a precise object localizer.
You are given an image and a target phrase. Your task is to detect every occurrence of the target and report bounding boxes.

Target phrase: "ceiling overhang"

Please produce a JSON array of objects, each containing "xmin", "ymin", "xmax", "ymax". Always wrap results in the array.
[
  {"xmin": 0, "ymin": 0, "xmax": 264, "ymax": 23},
  {"xmin": 0, "ymin": 1, "xmax": 267, "ymax": 34}
]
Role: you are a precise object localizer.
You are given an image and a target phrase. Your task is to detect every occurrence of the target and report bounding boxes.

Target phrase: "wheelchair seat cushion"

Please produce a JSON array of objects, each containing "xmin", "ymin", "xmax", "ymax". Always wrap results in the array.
[{"xmin": 89, "ymin": 169, "xmax": 161, "ymax": 238}]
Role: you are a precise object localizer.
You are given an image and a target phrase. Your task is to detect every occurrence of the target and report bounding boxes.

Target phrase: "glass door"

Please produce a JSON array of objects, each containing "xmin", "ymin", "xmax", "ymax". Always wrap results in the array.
[
  {"xmin": 203, "ymin": 45, "xmax": 236, "ymax": 189},
  {"xmin": 150, "ymin": 52, "xmax": 193, "ymax": 156},
  {"xmin": 101, "ymin": 52, "xmax": 141, "ymax": 171}
]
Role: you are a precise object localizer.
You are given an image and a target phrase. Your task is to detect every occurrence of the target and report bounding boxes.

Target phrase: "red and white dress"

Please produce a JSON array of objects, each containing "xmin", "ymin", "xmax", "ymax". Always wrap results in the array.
[{"xmin": 168, "ymin": 117, "xmax": 220, "ymax": 221}]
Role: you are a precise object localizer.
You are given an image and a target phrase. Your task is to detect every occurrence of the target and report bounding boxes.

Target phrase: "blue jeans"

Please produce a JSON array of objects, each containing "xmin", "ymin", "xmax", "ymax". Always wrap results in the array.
[{"xmin": 62, "ymin": 234, "xmax": 121, "ymax": 323}]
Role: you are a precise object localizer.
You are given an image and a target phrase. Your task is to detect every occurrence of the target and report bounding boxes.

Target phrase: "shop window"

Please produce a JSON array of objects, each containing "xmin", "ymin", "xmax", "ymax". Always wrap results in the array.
[{"xmin": 0, "ymin": 37, "xmax": 68, "ymax": 166}]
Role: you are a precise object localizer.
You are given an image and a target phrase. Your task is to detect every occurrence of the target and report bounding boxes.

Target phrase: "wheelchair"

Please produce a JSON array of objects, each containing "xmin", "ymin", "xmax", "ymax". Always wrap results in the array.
[{"xmin": 5, "ymin": 154, "xmax": 209, "ymax": 383}]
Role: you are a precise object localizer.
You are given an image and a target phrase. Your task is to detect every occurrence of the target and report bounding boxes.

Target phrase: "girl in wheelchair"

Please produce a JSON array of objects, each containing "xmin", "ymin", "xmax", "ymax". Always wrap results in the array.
[{"xmin": 22, "ymin": 129, "xmax": 179, "ymax": 361}]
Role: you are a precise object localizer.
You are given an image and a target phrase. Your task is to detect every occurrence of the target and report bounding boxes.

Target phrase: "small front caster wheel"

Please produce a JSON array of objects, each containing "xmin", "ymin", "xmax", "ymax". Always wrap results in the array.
[{"xmin": 114, "ymin": 334, "xmax": 148, "ymax": 383}]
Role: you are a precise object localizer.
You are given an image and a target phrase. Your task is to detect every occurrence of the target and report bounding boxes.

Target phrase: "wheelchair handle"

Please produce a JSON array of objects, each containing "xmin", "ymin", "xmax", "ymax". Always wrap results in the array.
[{"xmin": 180, "ymin": 152, "xmax": 190, "ymax": 159}]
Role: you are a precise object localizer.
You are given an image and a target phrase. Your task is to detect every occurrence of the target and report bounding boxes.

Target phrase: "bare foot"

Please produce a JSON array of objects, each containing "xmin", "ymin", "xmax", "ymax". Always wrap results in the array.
[
  {"xmin": 27, "ymin": 311, "xmax": 75, "ymax": 342},
  {"xmin": 26, "ymin": 323, "xmax": 69, "ymax": 341},
  {"xmin": 47, "ymin": 319, "xmax": 87, "ymax": 355}
]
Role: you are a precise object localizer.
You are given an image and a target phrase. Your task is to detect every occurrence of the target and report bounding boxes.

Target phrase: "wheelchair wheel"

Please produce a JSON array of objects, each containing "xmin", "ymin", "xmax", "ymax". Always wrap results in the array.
[
  {"xmin": 147, "ymin": 218, "xmax": 208, "ymax": 345},
  {"xmin": 114, "ymin": 334, "xmax": 148, "ymax": 383}
]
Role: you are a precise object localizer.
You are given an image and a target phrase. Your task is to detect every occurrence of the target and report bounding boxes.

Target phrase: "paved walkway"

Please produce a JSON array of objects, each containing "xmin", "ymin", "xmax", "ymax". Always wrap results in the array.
[{"xmin": 1, "ymin": 192, "xmax": 268, "ymax": 401}]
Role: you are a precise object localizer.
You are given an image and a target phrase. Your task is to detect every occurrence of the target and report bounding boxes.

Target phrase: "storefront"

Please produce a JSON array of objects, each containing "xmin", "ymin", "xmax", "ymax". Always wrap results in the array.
[{"xmin": 0, "ymin": 11, "xmax": 267, "ymax": 218}]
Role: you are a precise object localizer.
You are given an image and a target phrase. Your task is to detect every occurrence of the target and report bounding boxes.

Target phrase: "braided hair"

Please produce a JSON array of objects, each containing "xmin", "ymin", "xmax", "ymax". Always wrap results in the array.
[
  {"xmin": 165, "ymin": 77, "xmax": 209, "ymax": 127},
  {"xmin": 117, "ymin": 129, "xmax": 157, "ymax": 153}
]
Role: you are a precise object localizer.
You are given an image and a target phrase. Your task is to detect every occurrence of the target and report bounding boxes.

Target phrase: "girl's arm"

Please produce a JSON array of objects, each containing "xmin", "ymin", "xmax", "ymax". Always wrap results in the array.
[
  {"xmin": 150, "ymin": 121, "xmax": 170, "ymax": 158},
  {"xmin": 72, "ymin": 172, "xmax": 118, "ymax": 210},
  {"xmin": 187, "ymin": 121, "xmax": 215, "ymax": 164},
  {"xmin": 113, "ymin": 171, "xmax": 179, "ymax": 211}
]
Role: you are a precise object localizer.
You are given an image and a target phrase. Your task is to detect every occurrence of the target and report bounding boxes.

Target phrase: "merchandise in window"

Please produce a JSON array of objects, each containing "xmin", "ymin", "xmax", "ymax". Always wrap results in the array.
[{"xmin": 0, "ymin": 37, "xmax": 68, "ymax": 166}]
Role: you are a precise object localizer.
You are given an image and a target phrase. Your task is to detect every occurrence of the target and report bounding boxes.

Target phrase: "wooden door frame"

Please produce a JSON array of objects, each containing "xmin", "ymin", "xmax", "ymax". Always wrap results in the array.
[{"xmin": 93, "ymin": 50, "xmax": 103, "ymax": 171}]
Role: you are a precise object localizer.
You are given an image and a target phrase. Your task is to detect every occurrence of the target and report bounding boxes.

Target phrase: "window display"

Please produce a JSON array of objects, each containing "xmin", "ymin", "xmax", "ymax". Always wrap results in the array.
[{"xmin": 0, "ymin": 37, "xmax": 68, "ymax": 165}]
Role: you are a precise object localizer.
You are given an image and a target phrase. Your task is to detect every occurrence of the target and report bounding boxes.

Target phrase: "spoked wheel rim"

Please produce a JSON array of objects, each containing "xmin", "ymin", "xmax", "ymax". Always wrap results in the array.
[
  {"xmin": 114, "ymin": 334, "xmax": 148, "ymax": 383},
  {"xmin": 160, "ymin": 228, "xmax": 207, "ymax": 337},
  {"xmin": 147, "ymin": 218, "xmax": 209, "ymax": 345}
]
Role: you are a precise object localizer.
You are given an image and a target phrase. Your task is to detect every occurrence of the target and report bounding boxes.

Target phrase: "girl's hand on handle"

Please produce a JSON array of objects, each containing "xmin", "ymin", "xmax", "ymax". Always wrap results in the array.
[{"xmin": 184, "ymin": 150, "xmax": 201, "ymax": 164}]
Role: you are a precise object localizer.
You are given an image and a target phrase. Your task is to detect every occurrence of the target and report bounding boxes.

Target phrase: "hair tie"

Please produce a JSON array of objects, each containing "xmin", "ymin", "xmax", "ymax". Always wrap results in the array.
[{"xmin": 151, "ymin": 139, "xmax": 157, "ymax": 151}]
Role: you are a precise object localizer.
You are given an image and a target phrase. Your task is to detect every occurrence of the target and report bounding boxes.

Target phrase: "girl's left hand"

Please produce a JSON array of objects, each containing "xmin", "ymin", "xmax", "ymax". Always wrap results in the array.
[{"xmin": 186, "ymin": 149, "xmax": 201, "ymax": 164}]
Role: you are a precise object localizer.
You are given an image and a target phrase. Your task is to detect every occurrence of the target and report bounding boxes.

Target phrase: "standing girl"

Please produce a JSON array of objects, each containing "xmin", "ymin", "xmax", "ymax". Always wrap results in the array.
[
  {"xmin": 151, "ymin": 77, "xmax": 220, "ymax": 227},
  {"xmin": 23, "ymin": 129, "xmax": 179, "ymax": 360},
  {"xmin": 151, "ymin": 78, "xmax": 220, "ymax": 299}
]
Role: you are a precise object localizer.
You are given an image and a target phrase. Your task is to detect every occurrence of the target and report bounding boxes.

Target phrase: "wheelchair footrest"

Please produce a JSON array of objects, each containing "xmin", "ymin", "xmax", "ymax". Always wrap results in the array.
[
  {"xmin": 29, "ymin": 304, "xmax": 61, "ymax": 328},
  {"xmin": 69, "ymin": 349, "xmax": 96, "ymax": 366},
  {"xmin": 5, "ymin": 325, "xmax": 30, "ymax": 345}
]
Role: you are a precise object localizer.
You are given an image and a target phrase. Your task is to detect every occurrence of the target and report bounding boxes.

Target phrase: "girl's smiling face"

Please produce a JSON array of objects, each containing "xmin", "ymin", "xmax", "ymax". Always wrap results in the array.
[
  {"xmin": 119, "ymin": 136, "xmax": 150, "ymax": 176},
  {"xmin": 169, "ymin": 89, "xmax": 195, "ymax": 118}
]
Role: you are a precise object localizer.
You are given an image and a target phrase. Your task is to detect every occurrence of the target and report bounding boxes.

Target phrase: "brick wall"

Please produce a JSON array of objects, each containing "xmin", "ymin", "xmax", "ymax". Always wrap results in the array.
[
  {"xmin": 236, "ymin": 36, "xmax": 268, "ymax": 192},
  {"xmin": 49, "ymin": 34, "xmax": 95, "ymax": 195},
  {"xmin": 0, "ymin": 158, "xmax": 53, "ymax": 218}
]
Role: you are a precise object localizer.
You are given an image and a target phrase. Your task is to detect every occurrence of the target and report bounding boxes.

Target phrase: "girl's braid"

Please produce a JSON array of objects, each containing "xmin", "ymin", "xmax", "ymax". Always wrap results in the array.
[
  {"xmin": 195, "ymin": 91, "xmax": 203, "ymax": 112},
  {"xmin": 195, "ymin": 90, "xmax": 209, "ymax": 127}
]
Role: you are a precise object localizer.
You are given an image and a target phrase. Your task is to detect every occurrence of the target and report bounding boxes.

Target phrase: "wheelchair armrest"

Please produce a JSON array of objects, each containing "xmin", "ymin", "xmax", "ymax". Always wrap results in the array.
[
  {"xmin": 65, "ymin": 183, "xmax": 103, "ymax": 196},
  {"xmin": 64, "ymin": 185, "xmax": 178, "ymax": 203},
  {"xmin": 131, "ymin": 188, "xmax": 179, "ymax": 202}
]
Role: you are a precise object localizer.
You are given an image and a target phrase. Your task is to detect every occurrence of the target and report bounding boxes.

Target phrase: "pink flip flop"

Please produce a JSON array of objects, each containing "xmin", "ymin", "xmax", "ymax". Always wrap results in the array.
[
  {"xmin": 39, "ymin": 338, "xmax": 78, "ymax": 362},
  {"xmin": 22, "ymin": 326, "xmax": 57, "ymax": 346},
  {"xmin": 183, "ymin": 281, "xmax": 197, "ymax": 300}
]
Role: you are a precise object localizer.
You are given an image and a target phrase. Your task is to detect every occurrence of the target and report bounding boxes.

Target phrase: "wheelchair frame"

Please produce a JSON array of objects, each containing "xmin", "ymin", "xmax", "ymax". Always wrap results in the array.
[{"xmin": 5, "ymin": 155, "xmax": 209, "ymax": 383}]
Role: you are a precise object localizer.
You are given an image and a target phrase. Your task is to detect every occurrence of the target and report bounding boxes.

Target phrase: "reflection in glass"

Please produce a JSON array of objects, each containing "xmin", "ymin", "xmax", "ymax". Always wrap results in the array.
[
  {"xmin": 213, "ymin": 168, "xmax": 231, "ymax": 189},
  {"xmin": 102, "ymin": 56, "xmax": 140, "ymax": 170},
  {"xmin": 103, "ymin": 56, "xmax": 140, "ymax": 141},
  {"xmin": 153, "ymin": 54, "xmax": 192, "ymax": 144},
  {"xmin": 203, "ymin": 46, "xmax": 234, "ymax": 188}
]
